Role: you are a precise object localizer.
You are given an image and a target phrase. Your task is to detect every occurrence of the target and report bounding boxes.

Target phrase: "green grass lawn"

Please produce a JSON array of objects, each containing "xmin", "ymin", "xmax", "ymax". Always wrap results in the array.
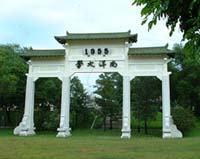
[{"xmin": 0, "ymin": 128, "xmax": 200, "ymax": 159}]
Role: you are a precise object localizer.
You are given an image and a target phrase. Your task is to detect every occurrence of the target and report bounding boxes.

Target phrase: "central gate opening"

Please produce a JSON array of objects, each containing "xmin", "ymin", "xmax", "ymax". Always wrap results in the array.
[
  {"xmin": 71, "ymin": 72, "xmax": 123, "ymax": 133},
  {"xmin": 131, "ymin": 76, "xmax": 162, "ymax": 136}
]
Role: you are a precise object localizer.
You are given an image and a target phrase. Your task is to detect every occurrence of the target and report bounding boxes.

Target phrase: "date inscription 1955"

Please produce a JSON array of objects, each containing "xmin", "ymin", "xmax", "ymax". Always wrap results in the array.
[{"xmin": 84, "ymin": 48, "xmax": 109, "ymax": 56}]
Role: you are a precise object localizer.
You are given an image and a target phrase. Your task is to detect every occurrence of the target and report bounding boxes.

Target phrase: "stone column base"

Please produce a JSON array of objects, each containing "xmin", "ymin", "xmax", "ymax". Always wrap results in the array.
[
  {"xmin": 163, "ymin": 117, "xmax": 183, "ymax": 138},
  {"xmin": 14, "ymin": 115, "xmax": 35, "ymax": 136},
  {"xmin": 19, "ymin": 129, "xmax": 36, "ymax": 136},
  {"xmin": 121, "ymin": 129, "xmax": 131, "ymax": 138},
  {"xmin": 56, "ymin": 128, "xmax": 71, "ymax": 138},
  {"xmin": 170, "ymin": 124, "xmax": 183, "ymax": 138},
  {"xmin": 163, "ymin": 124, "xmax": 182, "ymax": 138},
  {"xmin": 14, "ymin": 125, "xmax": 36, "ymax": 136}
]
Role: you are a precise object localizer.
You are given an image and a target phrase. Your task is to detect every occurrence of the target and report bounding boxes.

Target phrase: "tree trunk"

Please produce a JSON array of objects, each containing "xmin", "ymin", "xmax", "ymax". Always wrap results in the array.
[
  {"xmin": 72, "ymin": 112, "xmax": 75, "ymax": 130},
  {"xmin": 195, "ymin": 106, "xmax": 200, "ymax": 116},
  {"xmin": 137, "ymin": 119, "xmax": 141, "ymax": 133},
  {"xmin": 75, "ymin": 111, "xmax": 78, "ymax": 128},
  {"xmin": 6, "ymin": 108, "xmax": 11, "ymax": 126},
  {"xmin": 144, "ymin": 119, "xmax": 148, "ymax": 134},
  {"xmin": 109, "ymin": 115, "xmax": 113, "ymax": 130},
  {"xmin": 103, "ymin": 116, "xmax": 106, "ymax": 131}
]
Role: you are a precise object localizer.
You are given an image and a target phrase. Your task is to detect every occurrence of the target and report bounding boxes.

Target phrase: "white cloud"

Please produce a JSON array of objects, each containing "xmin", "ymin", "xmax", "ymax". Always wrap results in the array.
[
  {"xmin": 0, "ymin": 0, "xmax": 183, "ymax": 49},
  {"xmin": 0, "ymin": 0, "xmax": 184, "ymax": 90}
]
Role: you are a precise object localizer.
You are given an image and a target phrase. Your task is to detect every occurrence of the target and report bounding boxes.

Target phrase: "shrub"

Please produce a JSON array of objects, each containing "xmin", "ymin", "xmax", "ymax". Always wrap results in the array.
[
  {"xmin": 172, "ymin": 106, "xmax": 196, "ymax": 133},
  {"xmin": 34, "ymin": 110, "xmax": 60, "ymax": 131},
  {"xmin": 42, "ymin": 110, "xmax": 60, "ymax": 130}
]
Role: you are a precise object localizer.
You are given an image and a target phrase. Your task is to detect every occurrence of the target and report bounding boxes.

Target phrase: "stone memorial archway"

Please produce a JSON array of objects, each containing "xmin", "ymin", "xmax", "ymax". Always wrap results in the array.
[{"xmin": 14, "ymin": 31, "xmax": 182, "ymax": 138}]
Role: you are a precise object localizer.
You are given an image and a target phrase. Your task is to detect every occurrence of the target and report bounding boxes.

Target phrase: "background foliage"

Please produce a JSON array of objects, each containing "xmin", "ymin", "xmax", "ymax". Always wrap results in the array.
[
  {"xmin": 0, "ymin": 42, "xmax": 199, "ymax": 135},
  {"xmin": 133, "ymin": 0, "xmax": 200, "ymax": 51}
]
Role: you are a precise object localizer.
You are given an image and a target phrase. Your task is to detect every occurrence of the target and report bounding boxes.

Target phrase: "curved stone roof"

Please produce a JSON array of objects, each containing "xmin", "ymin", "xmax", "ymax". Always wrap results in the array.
[
  {"xmin": 20, "ymin": 49, "xmax": 65, "ymax": 57},
  {"xmin": 128, "ymin": 46, "xmax": 175, "ymax": 57},
  {"xmin": 55, "ymin": 31, "xmax": 138, "ymax": 44},
  {"xmin": 20, "ymin": 46, "xmax": 174, "ymax": 58}
]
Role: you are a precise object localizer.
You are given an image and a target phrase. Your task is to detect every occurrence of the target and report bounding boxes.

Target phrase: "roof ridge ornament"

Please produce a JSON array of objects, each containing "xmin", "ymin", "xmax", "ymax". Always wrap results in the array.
[{"xmin": 165, "ymin": 43, "xmax": 169, "ymax": 48}]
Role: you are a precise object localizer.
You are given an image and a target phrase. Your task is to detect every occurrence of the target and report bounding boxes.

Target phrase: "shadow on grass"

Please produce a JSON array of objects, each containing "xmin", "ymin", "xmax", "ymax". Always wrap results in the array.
[
  {"xmin": 1, "ymin": 126, "xmax": 200, "ymax": 138},
  {"xmin": 0, "ymin": 128, "xmax": 162, "ymax": 138}
]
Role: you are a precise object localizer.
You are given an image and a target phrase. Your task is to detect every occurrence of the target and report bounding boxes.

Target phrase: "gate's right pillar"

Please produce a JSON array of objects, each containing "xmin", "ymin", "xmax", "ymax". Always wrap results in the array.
[{"xmin": 162, "ymin": 73, "xmax": 182, "ymax": 138}]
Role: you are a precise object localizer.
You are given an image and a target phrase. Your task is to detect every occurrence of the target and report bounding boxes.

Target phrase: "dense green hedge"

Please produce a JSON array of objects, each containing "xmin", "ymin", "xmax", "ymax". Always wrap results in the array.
[
  {"xmin": 0, "ymin": 110, "xmax": 95, "ymax": 130},
  {"xmin": 0, "ymin": 111, "xmax": 23, "ymax": 127},
  {"xmin": 3, "ymin": 108, "xmax": 195, "ymax": 134},
  {"xmin": 172, "ymin": 106, "xmax": 196, "ymax": 134}
]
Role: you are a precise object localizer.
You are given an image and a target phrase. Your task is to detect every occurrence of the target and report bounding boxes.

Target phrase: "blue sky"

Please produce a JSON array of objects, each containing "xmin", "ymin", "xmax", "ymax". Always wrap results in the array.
[
  {"xmin": 1, "ymin": 0, "xmax": 184, "ymax": 48},
  {"xmin": 1, "ymin": 0, "xmax": 184, "ymax": 92}
]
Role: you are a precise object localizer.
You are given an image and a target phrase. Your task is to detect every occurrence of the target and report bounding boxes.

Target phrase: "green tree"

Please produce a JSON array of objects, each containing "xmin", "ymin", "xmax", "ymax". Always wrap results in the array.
[
  {"xmin": 169, "ymin": 44, "xmax": 185, "ymax": 103},
  {"xmin": 34, "ymin": 78, "xmax": 62, "ymax": 130},
  {"xmin": 131, "ymin": 77, "xmax": 161, "ymax": 134},
  {"xmin": 95, "ymin": 73, "xmax": 122, "ymax": 130},
  {"xmin": 34, "ymin": 76, "xmax": 89, "ymax": 130},
  {"xmin": 70, "ymin": 76, "xmax": 88, "ymax": 129},
  {"xmin": 0, "ymin": 44, "xmax": 28, "ymax": 125},
  {"xmin": 170, "ymin": 43, "xmax": 200, "ymax": 115},
  {"xmin": 133, "ymin": 0, "xmax": 200, "ymax": 50},
  {"xmin": 35, "ymin": 78, "xmax": 61, "ymax": 110}
]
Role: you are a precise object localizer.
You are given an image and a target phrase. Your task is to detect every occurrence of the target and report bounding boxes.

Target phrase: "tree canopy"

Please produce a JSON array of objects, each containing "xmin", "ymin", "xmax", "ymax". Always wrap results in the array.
[
  {"xmin": 133, "ymin": 0, "xmax": 200, "ymax": 50},
  {"xmin": 0, "ymin": 44, "xmax": 28, "ymax": 126},
  {"xmin": 0, "ymin": 44, "xmax": 28, "ymax": 109},
  {"xmin": 95, "ymin": 73, "xmax": 122, "ymax": 129},
  {"xmin": 170, "ymin": 43, "xmax": 200, "ymax": 115},
  {"xmin": 131, "ymin": 77, "xmax": 161, "ymax": 134},
  {"xmin": 70, "ymin": 76, "xmax": 89, "ymax": 129},
  {"xmin": 0, "ymin": 43, "xmax": 199, "ymax": 133}
]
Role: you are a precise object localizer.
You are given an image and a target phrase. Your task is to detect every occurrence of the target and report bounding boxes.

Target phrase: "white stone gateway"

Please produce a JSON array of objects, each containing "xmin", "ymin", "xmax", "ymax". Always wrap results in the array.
[{"xmin": 14, "ymin": 31, "xmax": 182, "ymax": 138}]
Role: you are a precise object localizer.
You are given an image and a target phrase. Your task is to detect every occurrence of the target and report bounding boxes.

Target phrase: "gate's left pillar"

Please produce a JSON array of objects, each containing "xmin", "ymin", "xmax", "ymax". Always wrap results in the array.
[
  {"xmin": 57, "ymin": 76, "xmax": 71, "ymax": 137},
  {"xmin": 14, "ymin": 75, "xmax": 36, "ymax": 136},
  {"xmin": 121, "ymin": 75, "xmax": 131, "ymax": 138}
]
